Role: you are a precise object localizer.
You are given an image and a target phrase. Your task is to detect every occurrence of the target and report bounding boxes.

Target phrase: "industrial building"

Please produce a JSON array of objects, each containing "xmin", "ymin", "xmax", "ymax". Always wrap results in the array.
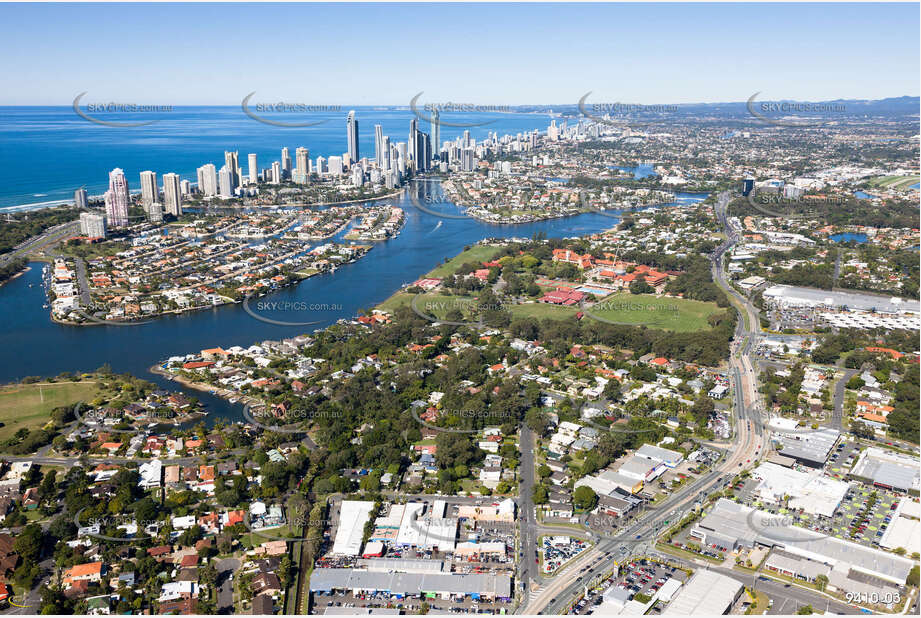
[
  {"xmin": 661, "ymin": 570, "xmax": 742, "ymax": 615},
  {"xmin": 575, "ymin": 445, "xmax": 682, "ymax": 498},
  {"xmin": 332, "ymin": 501, "xmax": 376, "ymax": 556},
  {"xmin": 849, "ymin": 447, "xmax": 920, "ymax": 494},
  {"xmin": 690, "ymin": 499, "xmax": 915, "ymax": 588},
  {"xmin": 309, "ymin": 569, "xmax": 512, "ymax": 601},
  {"xmin": 749, "ymin": 462, "xmax": 849, "ymax": 516},
  {"xmin": 456, "ymin": 498, "xmax": 516, "ymax": 522},
  {"xmin": 880, "ymin": 498, "xmax": 921, "ymax": 552},
  {"xmin": 773, "ymin": 427, "xmax": 839, "ymax": 468},
  {"xmin": 635, "ymin": 444, "xmax": 685, "ymax": 467},
  {"xmin": 762, "ymin": 285, "xmax": 921, "ymax": 316}
]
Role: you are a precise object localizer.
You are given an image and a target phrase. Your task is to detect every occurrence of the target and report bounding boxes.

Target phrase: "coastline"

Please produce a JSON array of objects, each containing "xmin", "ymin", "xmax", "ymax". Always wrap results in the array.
[{"xmin": 149, "ymin": 364, "xmax": 262, "ymax": 408}]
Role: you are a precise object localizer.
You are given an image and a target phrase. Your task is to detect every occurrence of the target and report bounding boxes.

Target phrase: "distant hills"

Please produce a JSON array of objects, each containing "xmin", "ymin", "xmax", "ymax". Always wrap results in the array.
[{"xmin": 492, "ymin": 96, "xmax": 921, "ymax": 118}]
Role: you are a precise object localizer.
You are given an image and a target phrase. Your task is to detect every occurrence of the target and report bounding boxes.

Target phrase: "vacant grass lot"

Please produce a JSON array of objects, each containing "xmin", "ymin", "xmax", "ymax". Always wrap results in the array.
[
  {"xmin": 587, "ymin": 292, "xmax": 720, "ymax": 332},
  {"xmin": 378, "ymin": 291, "xmax": 479, "ymax": 319},
  {"xmin": 509, "ymin": 302, "xmax": 578, "ymax": 320},
  {"xmin": 0, "ymin": 381, "xmax": 101, "ymax": 440},
  {"xmin": 425, "ymin": 245, "xmax": 502, "ymax": 278}
]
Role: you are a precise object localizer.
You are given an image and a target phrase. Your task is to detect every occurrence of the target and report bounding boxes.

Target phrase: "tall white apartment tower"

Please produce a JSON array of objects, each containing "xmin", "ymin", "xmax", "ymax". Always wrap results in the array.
[
  {"xmin": 74, "ymin": 188, "xmax": 88, "ymax": 209},
  {"xmin": 374, "ymin": 124, "xmax": 384, "ymax": 167},
  {"xmin": 382, "ymin": 136, "xmax": 391, "ymax": 171},
  {"xmin": 346, "ymin": 111, "xmax": 359, "ymax": 166},
  {"xmin": 139, "ymin": 170, "xmax": 158, "ymax": 206},
  {"xmin": 248, "ymin": 153, "xmax": 258, "ymax": 184},
  {"xmin": 162, "ymin": 172, "xmax": 182, "ymax": 216},
  {"xmin": 224, "ymin": 151, "xmax": 240, "ymax": 188},
  {"xmin": 197, "ymin": 164, "xmax": 218, "ymax": 197},
  {"xmin": 281, "ymin": 147, "xmax": 292, "ymax": 178},
  {"xmin": 295, "ymin": 147, "xmax": 310, "ymax": 184},
  {"xmin": 104, "ymin": 168, "xmax": 130, "ymax": 227},
  {"xmin": 430, "ymin": 109, "xmax": 440, "ymax": 165},
  {"xmin": 218, "ymin": 165, "xmax": 233, "ymax": 198}
]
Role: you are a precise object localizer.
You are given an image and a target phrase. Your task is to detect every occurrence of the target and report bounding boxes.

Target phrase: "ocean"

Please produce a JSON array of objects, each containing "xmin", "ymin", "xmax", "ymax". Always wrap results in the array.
[{"xmin": 0, "ymin": 106, "xmax": 556, "ymax": 210}]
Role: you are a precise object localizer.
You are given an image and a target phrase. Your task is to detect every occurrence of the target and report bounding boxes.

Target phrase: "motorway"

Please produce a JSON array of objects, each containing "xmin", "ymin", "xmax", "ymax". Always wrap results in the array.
[
  {"xmin": 521, "ymin": 192, "xmax": 774, "ymax": 615},
  {"xmin": 0, "ymin": 219, "xmax": 80, "ymax": 266}
]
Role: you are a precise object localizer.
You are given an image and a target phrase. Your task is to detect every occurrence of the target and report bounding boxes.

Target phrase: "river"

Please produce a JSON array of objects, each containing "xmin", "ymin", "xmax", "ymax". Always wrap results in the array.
[{"xmin": 0, "ymin": 184, "xmax": 707, "ymax": 424}]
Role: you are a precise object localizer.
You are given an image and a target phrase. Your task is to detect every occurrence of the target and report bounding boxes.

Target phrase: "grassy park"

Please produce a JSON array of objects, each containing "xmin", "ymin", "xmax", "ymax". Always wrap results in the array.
[
  {"xmin": 0, "ymin": 380, "xmax": 101, "ymax": 441},
  {"xmin": 425, "ymin": 245, "xmax": 502, "ymax": 278},
  {"xmin": 866, "ymin": 175, "xmax": 919, "ymax": 191},
  {"xmin": 587, "ymin": 292, "xmax": 720, "ymax": 332}
]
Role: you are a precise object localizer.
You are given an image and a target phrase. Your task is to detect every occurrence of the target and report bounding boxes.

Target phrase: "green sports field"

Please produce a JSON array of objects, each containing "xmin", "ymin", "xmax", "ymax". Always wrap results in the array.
[
  {"xmin": 866, "ymin": 175, "xmax": 920, "ymax": 191},
  {"xmin": 0, "ymin": 381, "xmax": 101, "ymax": 441},
  {"xmin": 586, "ymin": 292, "xmax": 720, "ymax": 332}
]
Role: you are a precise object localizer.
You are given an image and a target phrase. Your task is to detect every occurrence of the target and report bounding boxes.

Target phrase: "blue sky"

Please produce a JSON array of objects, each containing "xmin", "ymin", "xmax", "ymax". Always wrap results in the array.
[{"xmin": 1, "ymin": 2, "xmax": 917, "ymax": 105}]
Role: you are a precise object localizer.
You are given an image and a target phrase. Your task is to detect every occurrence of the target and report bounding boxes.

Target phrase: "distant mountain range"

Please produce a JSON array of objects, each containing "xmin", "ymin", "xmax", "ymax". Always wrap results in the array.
[{"xmin": 498, "ymin": 96, "xmax": 921, "ymax": 118}]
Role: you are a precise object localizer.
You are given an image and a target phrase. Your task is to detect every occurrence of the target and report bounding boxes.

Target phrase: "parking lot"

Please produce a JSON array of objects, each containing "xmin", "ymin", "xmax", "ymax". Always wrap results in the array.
[
  {"xmin": 825, "ymin": 439, "xmax": 860, "ymax": 479},
  {"xmin": 568, "ymin": 558, "xmax": 688, "ymax": 615},
  {"xmin": 312, "ymin": 589, "xmax": 513, "ymax": 614},
  {"xmin": 541, "ymin": 536, "xmax": 589, "ymax": 574},
  {"xmin": 736, "ymin": 474, "xmax": 902, "ymax": 551}
]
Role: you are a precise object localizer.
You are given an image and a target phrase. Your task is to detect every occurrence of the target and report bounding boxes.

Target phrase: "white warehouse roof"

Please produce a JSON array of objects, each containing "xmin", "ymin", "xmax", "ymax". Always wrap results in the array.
[
  {"xmin": 333, "ymin": 501, "xmax": 376, "ymax": 556},
  {"xmin": 662, "ymin": 570, "xmax": 742, "ymax": 615}
]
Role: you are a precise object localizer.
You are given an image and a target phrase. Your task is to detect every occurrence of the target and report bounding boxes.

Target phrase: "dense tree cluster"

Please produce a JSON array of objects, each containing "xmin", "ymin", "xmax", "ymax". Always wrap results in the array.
[{"xmin": 0, "ymin": 257, "xmax": 27, "ymax": 285}]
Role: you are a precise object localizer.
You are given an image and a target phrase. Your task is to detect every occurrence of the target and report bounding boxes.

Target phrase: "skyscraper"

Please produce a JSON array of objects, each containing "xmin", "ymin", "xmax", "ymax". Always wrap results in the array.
[
  {"xmin": 412, "ymin": 129, "xmax": 430, "ymax": 173},
  {"xmin": 218, "ymin": 166, "xmax": 233, "ymax": 198},
  {"xmin": 408, "ymin": 118, "xmax": 418, "ymax": 171},
  {"xmin": 382, "ymin": 136, "xmax": 391, "ymax": 171},
  {"xmin": 271, "ymin": 161, "xmax": 281, "ymax": 184},
  {"xmin": 248, "ymin": 153, "xmax": 258, "ymax": 184},
  {"xmin": 461, "ymin": 148, "xmax": 476, "ymax": 172},
  {"xmin": 374, "ymin": 124, "xmax": 384, "ymax": 167},
  {"xmin": 396, "ymin": 142, "xmax": 407, "ymax": 176},
  {"xmin": 139, "ymin": 170, "xmax": 158, "ymax": 206},
  {"xmin": 346, "ymin": 111, "xmax": 359, "ymax": 166},
  {"xmin": 162, "ymin": 173, "xmax": 182, "ymax": 217},
  {"xmin": 281, "ymin": 147, "xmax": 292, "ymax": 178},
  {"xmin": 74, "ymin": 188, "xmax": 88, "ymax": 209},
  {"xmin": 197, "ymin": 164, "xmax": 218, "ymax": 197},
  {"xmin": 295, "ymin": 147, "xmax": 310, "ymax": 184},
  {"xmin": 224, "ymin": 151, "xmax": 239, "ymax": 189},
  {"xmin": 430, "ymin": 109, "xmax": 440, "ymax": 165},
  {"xmin": 104, "ymin": 168, "xmax": 130, "ymax": 227}
]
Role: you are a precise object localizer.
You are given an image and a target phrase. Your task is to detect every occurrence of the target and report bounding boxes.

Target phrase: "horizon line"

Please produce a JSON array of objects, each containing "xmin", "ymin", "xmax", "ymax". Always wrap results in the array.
[{"xmin": 1, "ymin": 94, "xmax": 919, "ymax": 108}]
